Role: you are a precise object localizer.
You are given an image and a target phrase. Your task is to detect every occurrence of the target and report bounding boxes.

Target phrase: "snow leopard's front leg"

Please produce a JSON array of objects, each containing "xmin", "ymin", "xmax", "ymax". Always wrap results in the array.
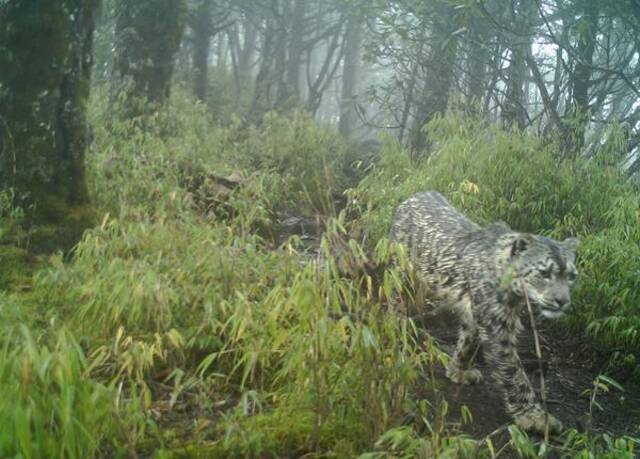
[
  {"xmin": 446, "ymin": 302, "xmax": 483, "ymax": 384},
  {"xmin": 480, "ymin": 304, "xmax": 563, "ymax": 435}
]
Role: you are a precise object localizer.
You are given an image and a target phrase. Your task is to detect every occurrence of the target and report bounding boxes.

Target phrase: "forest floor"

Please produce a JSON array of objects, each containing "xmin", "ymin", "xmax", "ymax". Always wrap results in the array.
[
  {"xmin": 421, "ymin": 310, "xmax": 640, "ymax": 457},
  {"xmin": 282, "ymin": 213, "xmax": 640, "ymax": 457}
]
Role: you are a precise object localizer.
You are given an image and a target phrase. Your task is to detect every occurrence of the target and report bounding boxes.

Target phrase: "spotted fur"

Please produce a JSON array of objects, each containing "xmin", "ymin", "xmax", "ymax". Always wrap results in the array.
[{"xmin": 391, "ymin": 191, "xmax": 578, "ymax": 435}]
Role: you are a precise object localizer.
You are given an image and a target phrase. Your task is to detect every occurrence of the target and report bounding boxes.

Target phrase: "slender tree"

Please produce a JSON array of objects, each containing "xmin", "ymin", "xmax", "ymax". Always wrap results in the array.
[
  {"xmin": 190, "ymin": 0, "xmax": 231, "ymax": 103},
  {"xmin": 237, "ymin": 18, "xmax": 258, "ymax": 79},
  {"xmin": 338, "ymin": 13, "xmax": 363, "ymax": 138},
  {"xmin": 192, "ymin": 0, "xmax": 213, "ymax": 103},
  {"xmin": 466, "ymin": 10, "xmax": 490, "ymax": 105},
  {"xmin": 277, "ymin": 1, "xmax": 307, "ymax": 105},
  {"xmin": 566, "ymin": 0, "xmax": 599, "ymax": 153},
  {"xmin": 501, "ymin": 0, "xmax": 535, "ymax": 130}
]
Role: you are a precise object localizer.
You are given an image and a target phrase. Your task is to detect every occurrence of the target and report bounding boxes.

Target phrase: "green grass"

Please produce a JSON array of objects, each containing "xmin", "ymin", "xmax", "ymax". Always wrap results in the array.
[
  {"xmin": 0, "ymin": 327, "xmax": 118, "ymax": 459},
  {"xmin": 0, "ymin": 91, "xmax": 638, "ymax": 456},
  {"xmin": 350, "ymin": 111, "xmax": 640, "ymax": 378}
]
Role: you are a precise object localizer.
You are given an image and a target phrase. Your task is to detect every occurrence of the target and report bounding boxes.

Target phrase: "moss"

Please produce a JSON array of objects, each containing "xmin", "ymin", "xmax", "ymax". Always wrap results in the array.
[
  {"xmin": 61, "ymin": 204, "xmax": 98, "ymax": 234},
  {"xmin": 156, "ymin": 406, "xmax": 363, "ymax": 459},
  {"xmin": 150, "ymin": 408, "xmax": 328, "ymax": 458},
  {"xmin": 0, "ymin": 246, "xmax": 32, "ymax": 292},
  {"xmin": 0, "ymin": 219, "xmax": 24, "ymax": 247},
  {"xmin": 152, "ymin": 444, "xmax": 228, "ymax": 459},
  {"xmin": 0, "ymin": 201, "xmax": 99, "ymax": 255},
  {"xmin": 26, "ymin": 204, "xmax": 97, "ymax": 254}
]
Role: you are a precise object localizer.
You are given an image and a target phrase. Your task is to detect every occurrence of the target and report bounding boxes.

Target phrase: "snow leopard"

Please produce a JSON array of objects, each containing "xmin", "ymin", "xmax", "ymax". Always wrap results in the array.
[{"xmin": 390, "ymin": 191, "xmax": 578, "ymax": 435}]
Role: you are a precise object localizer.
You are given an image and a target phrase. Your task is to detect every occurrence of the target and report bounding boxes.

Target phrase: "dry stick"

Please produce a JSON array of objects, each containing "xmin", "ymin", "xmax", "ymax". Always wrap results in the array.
[
  {"xmin": 478, "ymin": 423, "xmax": 510, "ymax": 459},
  {"xmin": 521, "ymin": 280, "xmax": 550, "ymax": 444},
  {"xmin": 493, "ymin": 437, "xmax": 515, "ymax": 459}
]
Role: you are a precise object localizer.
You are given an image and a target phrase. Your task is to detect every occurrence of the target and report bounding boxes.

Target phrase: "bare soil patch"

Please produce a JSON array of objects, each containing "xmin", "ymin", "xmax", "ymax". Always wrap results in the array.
[{"xmin": 418, "ymin": 309, "xmax": 640, "ymax": 455}]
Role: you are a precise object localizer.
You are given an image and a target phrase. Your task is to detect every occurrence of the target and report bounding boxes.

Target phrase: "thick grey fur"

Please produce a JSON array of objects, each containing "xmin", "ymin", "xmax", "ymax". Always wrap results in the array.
[{"xmin": 390, "ymin": 191, "xmax": 578, "ymax": 435}]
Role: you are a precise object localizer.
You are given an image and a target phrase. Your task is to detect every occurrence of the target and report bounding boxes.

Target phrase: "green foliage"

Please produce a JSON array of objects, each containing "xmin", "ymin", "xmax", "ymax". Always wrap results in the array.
[
  {"xmin": 0, "ymin": 190, "xmax": 40, "ymax": 291},
  {"xmin": 3, "ymin": 92, "xmax": 638, "ymax": 457},
  {"xmin": 1, "ymin": 184, "xmax": 98, "ymax": 255},
  {"xmin": 202, "ymin": 67, "xmax": 254, "ymax": 122},
  {"xmin": 359, "ymin": 408, "xmax": 481, "ymax": 459},
  {"xmin": 0, "ymin": 245, "xmax": 30, "ymax": 291},
  {"xmin": 2, "ymin": 91, "xmax": 435, "ymax": 456},
  {"xmin": 505, "ymin": 424, "xmax": 638, "ymax": 459},
  {"xmin": 88, "ymin": 87, "xmax": 352, "ymax": 226},
  {"xmin": 239, "ymin": 111, "xmax": 351, "ymax": 216},
  {"xmin": 350, "ymin": 111, "xmax": 640, "ymax": 375},
  {"xmin": 351, "ymin": 114, "xmax": 626, "ymax": 243},
  {"xmin": 573, "ymin": 197, "xmax": 640, "ymax": 373},
  {"xmin": 36, "ymin": 213, "xmax": 429, "ymax": 453},
  {"xmin": 0, "ymin": 327, "xmax": 117, "ymax": 459}
]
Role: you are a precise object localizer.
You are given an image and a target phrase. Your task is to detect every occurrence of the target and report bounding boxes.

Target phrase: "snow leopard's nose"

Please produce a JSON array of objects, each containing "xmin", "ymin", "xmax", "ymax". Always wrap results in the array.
[{"xmin": 554, "ymin": 297, "xmax": 570, "ymax": 311}]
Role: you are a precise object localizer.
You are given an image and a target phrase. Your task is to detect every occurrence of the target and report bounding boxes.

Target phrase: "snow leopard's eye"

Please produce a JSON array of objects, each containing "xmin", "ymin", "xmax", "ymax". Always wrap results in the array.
[
  {"xmin": 540, "ymin": 267, "xmax": 553, "ymax": 279},
  {"xmin": 566, "ymin": 270, "xmax": 578, "ymax": 282}
]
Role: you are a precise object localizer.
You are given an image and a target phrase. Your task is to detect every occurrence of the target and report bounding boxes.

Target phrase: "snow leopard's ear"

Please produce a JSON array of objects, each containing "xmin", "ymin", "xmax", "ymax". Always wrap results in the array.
[
  {"xmin": 562, "ymin": 237, "xmax": 579, "ymax": 260},
  {"xmin": 510, "ymin": 234, "xmax": 533, "ymax": 257}
]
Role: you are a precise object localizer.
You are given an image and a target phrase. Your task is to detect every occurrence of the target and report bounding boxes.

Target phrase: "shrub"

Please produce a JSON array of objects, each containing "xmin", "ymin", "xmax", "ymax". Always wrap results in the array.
[
  {"xmin": 351, "ymin": 114, "xmax": 627, "ymax": 243},
  {"xmin": 88, "ymin": 87, "xmax": 352, "ymax": 227},
  {"xmin": 3, "ymin": 91, "xmax": 637, "ymax": 457},
  {"xmin": 573, "ymin": 196, "xmax": 640, "ymax": 375},
  {"xmin": 350, "ymin": 111, "xmax": 640, "ymax": 375}
]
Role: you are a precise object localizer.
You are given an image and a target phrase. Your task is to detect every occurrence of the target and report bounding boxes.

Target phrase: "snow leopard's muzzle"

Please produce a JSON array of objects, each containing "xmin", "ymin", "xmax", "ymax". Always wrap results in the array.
[
  {"xmin": 539, "ymin": 297, "xmax": 570, "ymax": 319},
  {"xmin": 537, "ymin": 284, "xmax": 572, "ymax": 319}
]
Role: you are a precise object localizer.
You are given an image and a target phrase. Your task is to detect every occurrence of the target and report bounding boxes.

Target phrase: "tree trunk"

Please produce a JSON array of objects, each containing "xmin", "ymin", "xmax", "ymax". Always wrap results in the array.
[
  {"xmin": 502, "ymin": 51, "xmax": 528, "ymax": 129},
  {"xmin": 113, "ymin": 0, "xmax": 186, "ymax": 110},
  {"xmin": 238, "ymin": 19, "xmax": 258, "ymax": 79},
  {"xmin": 409, "ymin": 3, "xmax": 458, "ymax": 153},
  {"xmin": 250, "ymin": 15, "xmax": 279, "ymax": 120},
  {"xmin": 567, "ymin": 0, "xmax": 599, "ymax": 154},
  {"xmin": 501, "ymin": 0, "xmax": 535, "ymax": 130},
  {"xmin": 338, "ymin": 15, "xmax": 363, "ymax": 138},
  {"xmin": 192, "ymin": 0, "xmax": 212, "ymax": 103},
  {"xmin": 466, "ymin": 13, "xmax": 489, "ymax": 105},
  {"xmin": 399, "ymin": 27, "xmax": 428, "ymax": 144},
  {"xmin": 279, "ymin": 1, "xmax": 307, "ymax": 105},
  {"xmin": 0, "ymin": 0, "xmax": 100, "ymax": 235},
  {"xmin": 305, "ymin": 23, "xmax": 346, "ymax": 116}
]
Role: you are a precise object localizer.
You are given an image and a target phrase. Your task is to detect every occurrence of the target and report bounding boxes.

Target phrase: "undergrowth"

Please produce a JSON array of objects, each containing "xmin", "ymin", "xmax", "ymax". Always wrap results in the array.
[
  {"xmin": 0, "ymin": 91, "xmax": 638, "ymax": 457},
  {"xmin": 350, "ymin": 111, "xmax": 640, "ymax": 380}
]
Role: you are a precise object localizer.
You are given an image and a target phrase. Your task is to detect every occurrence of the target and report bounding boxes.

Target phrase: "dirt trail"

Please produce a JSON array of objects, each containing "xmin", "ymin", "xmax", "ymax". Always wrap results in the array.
[
  {"xmin": 418, "ymin": 310, "xmax": 640, "ymax": 452},
  {"xmin": 281, "ymin": 216, "xmax": 640, "ymax": 454}
]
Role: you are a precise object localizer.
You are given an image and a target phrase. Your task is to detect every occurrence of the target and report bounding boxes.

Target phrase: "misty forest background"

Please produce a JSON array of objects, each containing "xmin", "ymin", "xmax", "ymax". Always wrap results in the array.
[{"xmin": 1, "ymin": 0, "xmax": 640, "ymax": 457}]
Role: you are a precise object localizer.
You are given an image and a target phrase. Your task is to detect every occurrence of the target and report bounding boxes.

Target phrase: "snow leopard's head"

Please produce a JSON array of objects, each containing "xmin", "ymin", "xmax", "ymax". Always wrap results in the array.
[{"xmin": 508, "ymin": 234, "xmax": 579, "ymax": 319}]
